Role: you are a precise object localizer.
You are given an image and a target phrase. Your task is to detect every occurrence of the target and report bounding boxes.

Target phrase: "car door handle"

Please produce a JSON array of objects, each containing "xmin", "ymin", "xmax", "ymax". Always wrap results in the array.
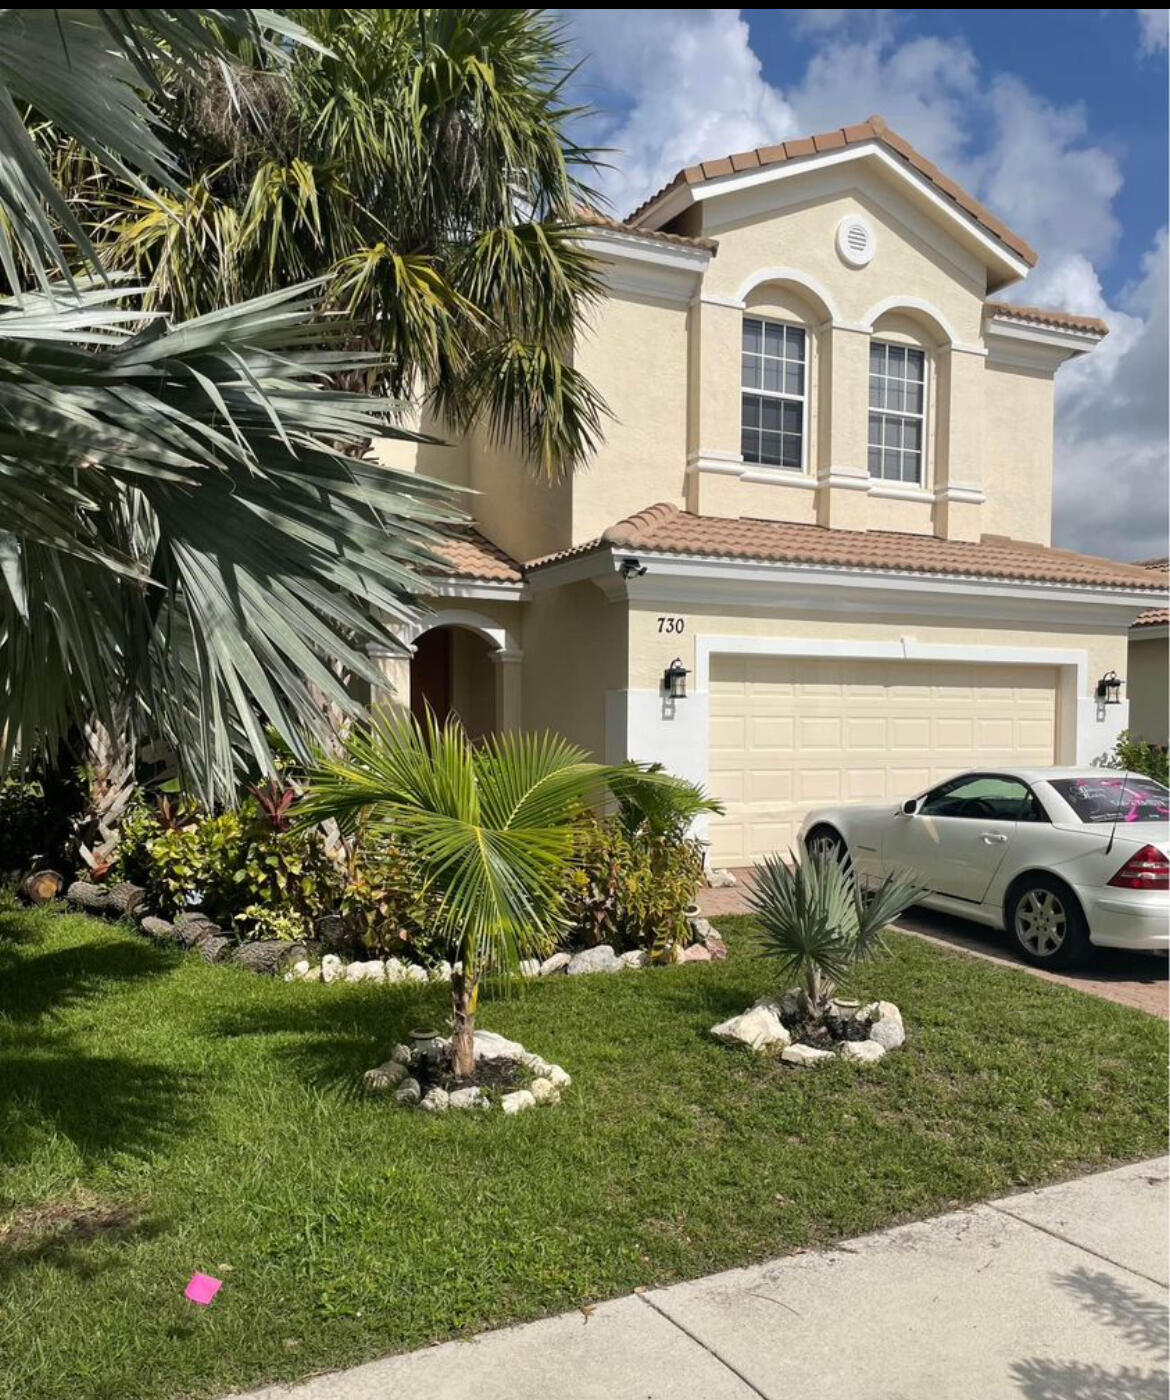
[{"xmin": 980, "ymin": 832, "xmax": 1008, "ymax": 844}]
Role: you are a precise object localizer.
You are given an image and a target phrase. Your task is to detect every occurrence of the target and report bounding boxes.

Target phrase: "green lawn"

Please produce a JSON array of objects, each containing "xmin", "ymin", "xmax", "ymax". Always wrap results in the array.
[{"xmin": 0, "ymin": 907, "xmax": 1165, "ymax": 1400}]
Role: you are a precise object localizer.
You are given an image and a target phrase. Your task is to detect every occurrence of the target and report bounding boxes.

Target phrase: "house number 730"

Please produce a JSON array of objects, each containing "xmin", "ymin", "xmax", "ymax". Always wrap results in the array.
[{"xmin": 657, "ymin": 616, "xmax": 685, "ymax": 634}]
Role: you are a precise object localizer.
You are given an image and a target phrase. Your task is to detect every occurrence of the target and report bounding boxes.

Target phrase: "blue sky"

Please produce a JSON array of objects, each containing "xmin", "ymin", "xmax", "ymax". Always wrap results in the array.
[{"xmin": 562, "ymin": 8, "xmax": 1169, "ymax": 559}]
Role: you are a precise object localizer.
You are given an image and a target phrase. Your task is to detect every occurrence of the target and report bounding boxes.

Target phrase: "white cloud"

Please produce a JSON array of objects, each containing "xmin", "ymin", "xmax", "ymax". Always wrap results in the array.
[
  {"xmin": 1137, "ymin": 9, "xmax": 1169, "ymax": 55},
  {"xmin": 565, "ymin": 10, "xmax": 795, "ymax": 217},
  {"xmin": 564, "ymin": 10, "xmax": 1168, "ymax": 560}
]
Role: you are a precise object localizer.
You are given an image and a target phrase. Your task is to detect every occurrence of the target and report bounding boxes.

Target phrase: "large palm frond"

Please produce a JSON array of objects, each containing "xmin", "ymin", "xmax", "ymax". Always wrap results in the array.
[{"xmin": 0, "ymin": 280, "xmax": 460, "ymax": 798}]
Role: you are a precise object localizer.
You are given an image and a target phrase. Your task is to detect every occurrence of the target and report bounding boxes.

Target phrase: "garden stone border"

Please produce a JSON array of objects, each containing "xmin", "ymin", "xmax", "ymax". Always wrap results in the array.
[
  {"xmin": 363, "ymin": 1030, "xmax": 571, "ymax": 1114},
  {"xmin": 711, "ymin": 995, "xmax": 905, "ymax": 1065},
  {"xmin": 57, "ymin": 885, "xmax": 730, "ymax": 985}
]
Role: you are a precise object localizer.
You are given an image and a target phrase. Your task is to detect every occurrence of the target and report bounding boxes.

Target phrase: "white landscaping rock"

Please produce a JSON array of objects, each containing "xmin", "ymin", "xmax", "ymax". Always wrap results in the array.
[
  {"xmin": 430, "ymin": 961, "xmax": 453, "ymax": 983},
  {"xmin": 404, "ymin": 964, "xmax": 429, "ymax": 984},
  {"xmin": 519, "ymin": 958, "xmax": 541, "ymax": 979},
  {"xmin": 620, "ymin": 949, "xmax": 648, "ymax": 969},
  {"xmin": 473, "ymin": 1029, "xmax": 529, "ymax": 1062},
  {"xmin": 546, "ymin": 1064, "xmax": 571, "ymax": 1089},
  {"xmin": 384, "ymin": 958, "xmax": 408, "ymax": 984},
  {"xmin": 302, "ymin": 966, "xmax": 322, "ymax": 983},
  {"xmin": 420, "ymin": 1087, "xmax": 450, "ymax": 1113},
  {"xmin": 840, "ymin": 1039, "xmax": 886, "ymax": 1064},
  {"xmin": 566, "ymin": 945, "xmax": 623, "ymax": 975},
  {"xmin": 706, "ymin": 868, "xmax": 738, "ymax": 888},
  {"xmin": 284, "ymin": 959, "xmax": 311, "ymax": 982},
  {"xmin": 391, "ymin": 1043, "xmax": 412, "ymax": 1065},
  {"xmin": 448, "ymin": 1086, "xmax": 487, "ymax": 1111},
  {"xmin": 395, "ymin": 1077, "xmax": 421, "ymax": 1105},
  {"xmin": 530, "ymin": 1077, "xmax": 560, "ymax": 1105},
  {"xmin": 862, "ymin": 1001, "xmax": 905, "ymax": 1050},
  {"xmin": 363, "ymin": 1060, "xmax": 407, "ymax": 1091},
  {"xmin": 781, "ymin": 1043, "xmax": 836, "ymax": 1067},
  {"xmin": 710, "ymin": 1006, "xmax": 791, "ymax": 1053},
  {"xmin": 501, "ymin": 1089, "xmax": 536, "ymax": 1115},
  {"xmin": 344, "ymin": 961, "xmax": 367, "ymax": 983},
  {"xmin": 539, "ymin": 952, "xmax": 572, "ymax": 976},
  {"xmin": 321, "ymin": 954, "xmax": 343, "ymax": 985},
  {"xmin": 365, "ymin": 960, "xmax": 386, "ymax": 984}
]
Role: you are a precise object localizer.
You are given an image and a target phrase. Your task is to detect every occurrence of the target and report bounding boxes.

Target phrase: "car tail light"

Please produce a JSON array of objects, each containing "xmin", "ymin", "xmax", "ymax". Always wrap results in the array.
[{"xmin": 1108, "ymin": 844, "xmax": 1170, "ymax": 891}]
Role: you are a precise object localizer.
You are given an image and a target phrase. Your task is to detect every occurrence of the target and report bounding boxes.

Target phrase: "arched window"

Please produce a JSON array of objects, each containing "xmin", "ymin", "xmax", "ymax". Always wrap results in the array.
[
  {"xmin": 741, "ymin": 316, "xmax": 806, "ymax": 470},
  {"xmin": 867, "ymin": 340, "xmax": 926, "ymax": 484}
]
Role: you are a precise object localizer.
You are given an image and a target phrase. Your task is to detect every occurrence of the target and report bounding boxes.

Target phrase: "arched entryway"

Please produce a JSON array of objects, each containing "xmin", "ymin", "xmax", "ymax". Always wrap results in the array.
[
  {"xmin": 410, "ymin": 625, "xmax": 498, "ymax": 739},
  {"xmin": 398, "ymin": 609, "xmax": 523, "ymax": 737}
]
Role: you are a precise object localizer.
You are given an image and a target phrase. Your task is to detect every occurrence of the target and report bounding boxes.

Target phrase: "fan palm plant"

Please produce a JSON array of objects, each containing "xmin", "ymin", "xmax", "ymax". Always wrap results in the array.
[
  {"xmin": 54, "ymin": 7, "xmax": 609, "ymax": 477},
  {"xmin": 301, "ymin": 710, "xmax": 622, "ymax": 1078},
  {"xmin": 749, "ymin": 851, "xmax": 922, "ymax": 1020}
]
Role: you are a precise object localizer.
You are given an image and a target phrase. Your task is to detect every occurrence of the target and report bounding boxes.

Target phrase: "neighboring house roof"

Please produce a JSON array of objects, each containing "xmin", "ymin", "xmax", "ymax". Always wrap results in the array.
[
  {"xmin": 573, "ymin": 206, "xmax": 718, "ymax": 253},
  {"xmin": 626, "ymin": 115, "xmax": 1038, "ymax": 269},
  {"xmin": 1132, "ymin": 610, "xmax": 1170, "ymax": 628},
  {"xmin": 984, "ymin": 301, "xmax": 1109, "ymax": 337},
  {"xmin": 528, "ymin": 502, "xmax": 1165, "ymax": 593},
  {"xmin": 430, "ymin": 529, "xmax": 524, "ymax": 584},
  {"xmin": 1134, "ymin": 557, "xmax": 1170, "ymax": 571}
]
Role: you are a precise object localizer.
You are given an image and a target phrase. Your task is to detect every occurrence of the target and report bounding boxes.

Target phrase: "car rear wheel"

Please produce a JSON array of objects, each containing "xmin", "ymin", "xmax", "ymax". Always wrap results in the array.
[{"xmin": 1006, "ymin": 875, "xmax": 1091, "ymax": 969}]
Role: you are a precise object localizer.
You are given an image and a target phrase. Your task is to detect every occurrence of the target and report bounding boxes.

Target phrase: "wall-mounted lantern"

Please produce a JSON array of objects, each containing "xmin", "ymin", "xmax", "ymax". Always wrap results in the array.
[
  {"xmin": 663, "ymin": 658, "xmax": 689, "ymax": 700},
  {"xmin": 1095, "ymin": 670, "xmax": 1123, "ymax": 705}
]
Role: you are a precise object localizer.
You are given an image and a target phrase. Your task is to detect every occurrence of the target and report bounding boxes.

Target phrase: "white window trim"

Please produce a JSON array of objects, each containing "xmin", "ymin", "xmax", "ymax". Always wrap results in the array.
[
  {"xmin": 868, "ymin": 340, "xmax": 929, "ymax": 488},
  {"xmin": 740, "ymin": 314, "xmax": 811, "ymax": 475}
]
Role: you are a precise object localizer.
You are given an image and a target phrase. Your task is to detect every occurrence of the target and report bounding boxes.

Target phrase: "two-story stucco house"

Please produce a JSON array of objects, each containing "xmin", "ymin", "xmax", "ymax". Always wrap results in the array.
[{"xmin": 372, "ymin": 116, "xmax": 1168, "ymax": 869}]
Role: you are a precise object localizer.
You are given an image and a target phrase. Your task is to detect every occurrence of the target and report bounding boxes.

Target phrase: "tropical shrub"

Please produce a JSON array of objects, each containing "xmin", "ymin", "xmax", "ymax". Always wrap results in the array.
[
  {"xmin": 0, "ymin": 780, "xmax": 54, "ymax": 874},
  {"xmin": 337, "ymin": 834, "xmax": 448, "ymax": 964},
  {"xmin": 117, "ymin": 796, "xmax": 339, "ymax": 933},
  {"xmin": 749, "ymin": 851, "xmax": 922, "ymax": 1019},
  {"xmin": 561, "ymin": 815, "xmax": 704, "ymax": 960},
  {"xmin": 1111, "ymin": 731, "xmax": 1169, "ymax": 787}
]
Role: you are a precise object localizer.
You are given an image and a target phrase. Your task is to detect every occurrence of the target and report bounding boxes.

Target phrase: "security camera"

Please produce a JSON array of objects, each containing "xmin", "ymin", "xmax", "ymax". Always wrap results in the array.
[{"xmin": 619, "ymin": 557, "xmax": 647, "ymax": 579}]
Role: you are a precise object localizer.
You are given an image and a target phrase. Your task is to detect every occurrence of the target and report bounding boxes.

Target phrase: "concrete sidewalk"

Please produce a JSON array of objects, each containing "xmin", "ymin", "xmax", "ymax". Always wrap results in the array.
[{"xmin": 236, "ymin": 1157, "xmax": 1168, "ymax": 1400}]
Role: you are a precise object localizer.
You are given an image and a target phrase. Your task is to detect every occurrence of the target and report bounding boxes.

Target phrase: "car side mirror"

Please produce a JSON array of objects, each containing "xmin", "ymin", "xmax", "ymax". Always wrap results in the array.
[{"xmin": 901, "ymin": 798, "xmax": 920, "ymax": 816}]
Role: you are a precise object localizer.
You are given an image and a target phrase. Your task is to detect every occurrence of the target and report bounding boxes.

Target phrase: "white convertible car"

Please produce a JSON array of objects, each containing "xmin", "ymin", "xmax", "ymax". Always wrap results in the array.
[{"xmin": 798, "ymin": 767, "xmax": 1170, "ymax": 967}]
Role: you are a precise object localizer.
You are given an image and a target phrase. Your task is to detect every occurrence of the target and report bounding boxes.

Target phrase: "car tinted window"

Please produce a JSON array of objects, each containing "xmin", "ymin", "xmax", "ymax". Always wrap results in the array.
[
  {"xmin": 920, "ymin": 775, "xmax": 1041, "ymax": 821},
  {"xmin": 1050, "ymin": 776, "xmax": 1170, "ymax": 825}
]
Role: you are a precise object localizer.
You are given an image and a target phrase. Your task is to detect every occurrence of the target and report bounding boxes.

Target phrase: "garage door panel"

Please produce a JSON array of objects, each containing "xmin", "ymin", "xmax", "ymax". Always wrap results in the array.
[{"xmin": 708, "ymin": 656, "xmax": 1058, "ymax": 868}]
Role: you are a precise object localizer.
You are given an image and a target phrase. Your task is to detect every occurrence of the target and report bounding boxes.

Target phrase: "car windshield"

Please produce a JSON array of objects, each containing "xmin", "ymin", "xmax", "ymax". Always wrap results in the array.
[{"xmin": 1049, "ymin": 776, "xmax": 1170, "ymax": 825}]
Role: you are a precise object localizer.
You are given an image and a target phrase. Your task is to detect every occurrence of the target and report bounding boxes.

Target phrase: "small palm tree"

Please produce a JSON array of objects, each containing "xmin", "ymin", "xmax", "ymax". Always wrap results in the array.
[
  {"xmin": 748, "ymin": 851, "xmax": 922, "ymax": 1020},
  {"xmin": 301, "ymin": 711, "xmax": 619, "ymax": 1078}
]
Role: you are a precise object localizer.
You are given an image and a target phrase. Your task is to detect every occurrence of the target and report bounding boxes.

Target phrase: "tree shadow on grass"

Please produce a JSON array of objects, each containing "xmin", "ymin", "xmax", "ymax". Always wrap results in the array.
[
  {"xmin": 0, "ymin": 1031, "xmax": 201, "ymax": 1166},
  {"xmin": 0, "ymin": 923, "xmax": 181, "ymax": 1025},
  {"xmin": 1010, "ymin": 1267, "xmax": 1169, "ymax": 1399},
  {"xmin": 0, "ymin": 1196, "xmax": 168, "ymax": 1285}
]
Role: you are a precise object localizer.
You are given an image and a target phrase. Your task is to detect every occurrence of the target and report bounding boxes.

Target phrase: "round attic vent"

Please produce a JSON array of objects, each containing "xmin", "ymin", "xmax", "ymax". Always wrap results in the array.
[{"xmin": 836, "ymin": 216, "xmax": 875, "ymax": 267}]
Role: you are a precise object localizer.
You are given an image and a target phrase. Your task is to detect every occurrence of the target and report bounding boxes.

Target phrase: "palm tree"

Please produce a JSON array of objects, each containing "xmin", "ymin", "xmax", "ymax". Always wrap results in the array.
[
  {"xmin": 0, "ymin": 8, "xmax": 605, "ymax": 829},
  {"xmin": 301, "ymin": 710, "xmax": 618, "ymax": 1078},
  {"xmin": 749, "ymin": 851, "xmax": 922, "ymax": 1020},
  {"xmin": 54, "ymin": 8, "xmax": 609, "ymax": 478}
]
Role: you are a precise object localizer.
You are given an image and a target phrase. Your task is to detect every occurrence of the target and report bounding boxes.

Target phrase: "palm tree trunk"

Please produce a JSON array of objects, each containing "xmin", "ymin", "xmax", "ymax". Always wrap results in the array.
[
  {"xmin": 79, "ymin": 712, "xmax": 137, "ymax": 870},
  {"xmin": 450, "ymin": 969, "xmax": 477, "ymax": 1078}
]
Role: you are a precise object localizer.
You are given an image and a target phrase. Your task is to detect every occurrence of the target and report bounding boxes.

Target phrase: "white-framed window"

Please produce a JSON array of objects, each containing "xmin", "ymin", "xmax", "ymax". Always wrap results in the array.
[
  {"xmin": 741, "ymin": 317, "xmax": 805, "ymax": 470},
  {"xmin": 868, "ymin": 342, "xmax": 926, "ymax": 484}
]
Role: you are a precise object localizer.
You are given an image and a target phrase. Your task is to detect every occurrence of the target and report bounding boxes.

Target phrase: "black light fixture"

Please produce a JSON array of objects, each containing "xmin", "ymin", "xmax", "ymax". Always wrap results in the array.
[
  {"xmin": 663, "ymin": 657, "xmax": 689, "ymax": 700},
  {"xmin": 619, "ymin": 557, "xmax": 647, "ymax": 579},
  {"xmin": 1095, "ymin": 670, "xmax": 1123, "ymax": 705}
]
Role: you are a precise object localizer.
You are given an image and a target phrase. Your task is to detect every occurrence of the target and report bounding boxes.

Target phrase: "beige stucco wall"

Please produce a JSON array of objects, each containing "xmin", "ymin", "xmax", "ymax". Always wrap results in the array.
[
  {"xmin": 979, "ymin": 361, "xmax": 1055, "ymax": 545},
  {"xmin": 570, "ymin": 291, "xmax": 690, "ymax": 543},
  {"xmin": 1127, "ymin": 632, "xmax": 1169, "ymax": 744},
  {"xmin": 521, "ymin": 582, "xmax": 628, "ymax": 759}
]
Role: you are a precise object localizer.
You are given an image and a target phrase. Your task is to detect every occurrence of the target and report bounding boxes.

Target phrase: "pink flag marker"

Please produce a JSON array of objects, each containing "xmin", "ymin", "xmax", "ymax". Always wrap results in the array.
[{"xmin": 185, "ymin": 1272, "xmax": 223, "ymax": 1306}]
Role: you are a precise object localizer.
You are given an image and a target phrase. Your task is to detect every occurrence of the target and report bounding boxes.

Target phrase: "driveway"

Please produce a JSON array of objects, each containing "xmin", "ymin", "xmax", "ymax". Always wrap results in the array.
[{"xmin": 698, "ymin": 869, "xmax": 1169, "ymax": 1019}]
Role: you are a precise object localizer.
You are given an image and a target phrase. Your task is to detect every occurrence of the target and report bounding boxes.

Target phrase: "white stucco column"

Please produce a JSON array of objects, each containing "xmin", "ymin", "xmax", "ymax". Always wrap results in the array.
[{"xmin": 492, "ymin": 649, "xmax": 524, "ymax": 732}]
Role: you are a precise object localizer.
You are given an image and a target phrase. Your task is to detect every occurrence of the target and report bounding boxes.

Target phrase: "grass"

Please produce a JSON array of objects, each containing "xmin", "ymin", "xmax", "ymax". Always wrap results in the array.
[{"xmin": 0, "ymin": 906, "xmax": 1165, "ymax": 1400}]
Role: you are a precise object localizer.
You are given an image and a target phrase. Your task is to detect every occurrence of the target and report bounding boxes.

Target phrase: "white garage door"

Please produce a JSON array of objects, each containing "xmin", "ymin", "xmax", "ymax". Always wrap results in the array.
[{"xmin": 708, "ymin": 655, "xmax": 1058, "ymax": 868}]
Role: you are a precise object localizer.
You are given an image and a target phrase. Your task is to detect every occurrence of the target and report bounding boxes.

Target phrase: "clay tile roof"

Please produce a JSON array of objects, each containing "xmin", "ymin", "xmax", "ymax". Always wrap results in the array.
[
  {"xmin": 1135, "ymin": 558, "xmax": 1170, "ymax": 571},
  {"xmin": 528, "ymin": 503, "xmax": 1165, "ymax": 593},
  {"xmin": 626, "ymin": 116, "xmax": 1037, "ymax": 268},
  {"xmin": 571, "ymin": 206, "xmax": 717, "ymax": 253},
  {"xmin": 985, "ymin": 301, "xmax": 1109, "ymax": 337},
  {"xmin": 1132, "ymin": 609, "xmax": 1170, "ymax": 628},
  {"xmin": 430, "ymin": 530, "xmax": 523, "ymax": 584}
]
